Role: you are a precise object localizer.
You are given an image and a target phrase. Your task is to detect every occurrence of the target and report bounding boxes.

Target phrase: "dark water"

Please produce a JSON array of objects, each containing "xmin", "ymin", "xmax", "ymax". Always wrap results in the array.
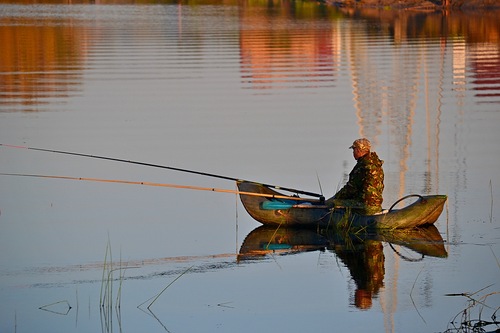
[{"xmin": 0, "ymin": 1, "xmax": 499, "ymax": 332}]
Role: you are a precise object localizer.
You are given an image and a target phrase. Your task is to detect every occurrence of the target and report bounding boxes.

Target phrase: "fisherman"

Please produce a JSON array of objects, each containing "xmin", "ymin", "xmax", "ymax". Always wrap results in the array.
[{"xmin": 327, "ymin": 138, "xmax": 384, "ymax": 215}]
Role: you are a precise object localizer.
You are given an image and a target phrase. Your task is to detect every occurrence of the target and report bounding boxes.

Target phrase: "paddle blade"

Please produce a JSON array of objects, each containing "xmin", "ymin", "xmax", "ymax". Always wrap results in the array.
[{"xmin": 260, "ymin": 200, "xmax": 294, "ymax": 210}]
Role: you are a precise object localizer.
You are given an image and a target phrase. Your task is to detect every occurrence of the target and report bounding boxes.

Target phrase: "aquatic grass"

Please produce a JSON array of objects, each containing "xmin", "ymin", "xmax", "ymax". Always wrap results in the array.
[
  {"xmin": 138, "ymin": 265, "xmax": 193, "ymax": 310},
  {"xmin": 336, "ymin": 208, "xmax": 353, "ymax": 231},
  {"xmin": 322, "ymin": 211, "xmax": 368, "ymax": 253},
  {"xmin": 409, "ymin": 265, "xmax": 427, "ymax": 325},
  {"xmin": 115, "ymin": 251, "xmax": 127, "ymax": 308},
  {"xmin": 327, "ymin": 207, "xmax": 369, "ymax": 241},
  {"xmin": 491, "ymin": 246, "xmax": 500, "ymax": 270},
  {"xmin": 38, "ymin": 300, "xmax": 72, "ymax": 315},
  {"xmin": 325, "ymin": 206, "xmax": 352, "ymax": 232},
  {"xmin": 99, "ymin": 239, "xmax": 136, "ymax": 308},
  {"xmin": 75, "ymin": 288, "xmax": 79, "ymax": 328},
  {"xmin": 99, "ymin": 238, "xmax": 138, "ymax": 333},
  {"xmin": 265, "ymin": 222, "xmax": 284, "ymax": 251},
  {"xmin": 138, "ymin": 307, "xmax": 171, "ymax": 332},
  {"xmin": 216, "ymin": 301, "xmax": 235, "ymax": 309},
  {"xmin": 99, "ymin": 239, "xmax": 115, "ymax": 333},
  {"xmin": 441, "ymin": 194, "xmax": 499, "ymax": 333},
  {"xmin": 443, "ymin": 285, "xmax": 500, "ymax": 333},
  {"xmin": 99, "ymin": 239, "xmax": 112, "ymax": 309},
  {"xmin": 318, "ymin": 207, "xmax": 376, "ymax": 260},
  {"xmin": 490, "ymin": 180, "xmax": 493, "ymax": 223}
]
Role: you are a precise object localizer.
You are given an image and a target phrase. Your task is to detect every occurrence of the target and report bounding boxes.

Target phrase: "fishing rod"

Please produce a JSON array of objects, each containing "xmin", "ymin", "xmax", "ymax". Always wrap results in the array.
[
  {"xmin": 0, "ymin": 144, "xmax": 324, "ymax": 199},
  {"xmin": 0, "ymin": 173, "xmax": 322, "ymax": 202}
]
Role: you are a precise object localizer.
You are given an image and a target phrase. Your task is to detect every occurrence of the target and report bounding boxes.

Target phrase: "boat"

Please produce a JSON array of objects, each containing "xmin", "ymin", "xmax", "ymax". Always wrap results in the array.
[{"xmin": 237, "ymin": 181, "xmax": 447, "ymax": 229}]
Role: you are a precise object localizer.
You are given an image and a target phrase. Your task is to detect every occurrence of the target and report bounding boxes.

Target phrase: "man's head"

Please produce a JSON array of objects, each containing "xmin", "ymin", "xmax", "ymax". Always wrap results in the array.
[{"xmin": 349, "ymin": 138, "xmax": 371, "ymax": 160}]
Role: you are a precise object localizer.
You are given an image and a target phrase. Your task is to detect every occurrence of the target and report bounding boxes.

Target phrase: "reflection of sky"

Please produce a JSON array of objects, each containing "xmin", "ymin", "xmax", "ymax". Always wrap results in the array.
[{"xmin": 0, "ymin": 4, "xmax": 499, "ymax": 332}]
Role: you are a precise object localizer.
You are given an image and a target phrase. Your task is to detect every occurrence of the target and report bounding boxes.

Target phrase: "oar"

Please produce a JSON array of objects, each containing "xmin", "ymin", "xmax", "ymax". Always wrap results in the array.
[
  {"xmin": 0, "ymin": 143, "xmax": 323, "ymax": 199},
  {"xmin": 0, "ymin": 173, "xmax": 323, "ymax": 202}
]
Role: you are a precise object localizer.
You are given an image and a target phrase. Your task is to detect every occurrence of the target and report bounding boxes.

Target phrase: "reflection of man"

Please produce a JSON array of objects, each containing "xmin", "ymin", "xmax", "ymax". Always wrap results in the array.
[
  {"xmin": 327, "ymin": 138, "xmax": 384, "ymax": 215},
  {"xmin": 333, "ymin": 240, "xmax": 385, "ymax": 310},
  {"xmin": 354, "ymin": 240, "xmax": 384, "ymax": 309}
]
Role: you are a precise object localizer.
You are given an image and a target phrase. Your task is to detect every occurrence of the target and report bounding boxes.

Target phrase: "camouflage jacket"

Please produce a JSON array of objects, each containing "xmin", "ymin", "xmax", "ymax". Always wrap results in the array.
[{"xmin": 330, "ymin": 152, "xmax": 384, "ymax": 213}]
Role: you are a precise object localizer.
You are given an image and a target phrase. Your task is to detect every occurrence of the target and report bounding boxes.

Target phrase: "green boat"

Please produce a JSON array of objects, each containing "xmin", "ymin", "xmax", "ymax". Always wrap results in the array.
[{"xmin": 237, "ymin": 181, "xmax": 447, "ymax": 229}]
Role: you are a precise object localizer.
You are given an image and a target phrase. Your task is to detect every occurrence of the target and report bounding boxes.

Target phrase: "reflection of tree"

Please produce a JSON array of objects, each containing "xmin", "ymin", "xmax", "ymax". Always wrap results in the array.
[
  {"xmin": 238, "ymin": 1, "xmax": 339, "ymax": 91},
  {"xmin": 469, "ymin": 44, "xmax": 500, "ymax": 100},
  {"xmin": 339, "ymin": 9, "xmax": 500, "ymax": 45},
  {"xmin": 344, "ymin": 12, "xmax": 421, "ymax": 203},
  {"xmin": 0, "ymin": 16, "xmax": 86, "ymax": 112},
  {"xmin": 341, "ymin": 8, "xmax": 500, "ymax": 108}
]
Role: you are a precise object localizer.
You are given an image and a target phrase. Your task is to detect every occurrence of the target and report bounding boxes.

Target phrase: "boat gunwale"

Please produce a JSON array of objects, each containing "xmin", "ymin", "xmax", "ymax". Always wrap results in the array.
[{"xmin": 237, "ymin": 181, "xmax": 447, "ymax": 228}]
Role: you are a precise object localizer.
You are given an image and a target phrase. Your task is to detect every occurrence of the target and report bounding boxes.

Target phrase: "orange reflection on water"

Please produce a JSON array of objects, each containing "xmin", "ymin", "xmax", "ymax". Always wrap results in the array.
[
  {"xmin": 0, "ymin": 16, "xmax": 87, "ymax": 112},
  {"xmin": 238, "ymin": 2, "xmax": 339, "ymax": 90},
  {"xmin": 470, "ymin": 44, "xmax": 500, "ymax": 100},
  {"xmin": 1, "ymin": 1, "xmax": 499, "ymax": 112},
  {"xmin": 341, "ymin": 8, "xmax": 500, "ymax": 103}
]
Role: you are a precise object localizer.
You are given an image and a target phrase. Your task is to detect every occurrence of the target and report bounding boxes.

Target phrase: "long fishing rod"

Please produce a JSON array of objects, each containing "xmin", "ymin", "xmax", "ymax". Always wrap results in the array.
[
  {"xmin": 0, "ymin": 173, "xmax": 322, "ymax": 202},
  {"xmin": 0, "ymin": 144, "xmax": 323, "ymax": 199}
]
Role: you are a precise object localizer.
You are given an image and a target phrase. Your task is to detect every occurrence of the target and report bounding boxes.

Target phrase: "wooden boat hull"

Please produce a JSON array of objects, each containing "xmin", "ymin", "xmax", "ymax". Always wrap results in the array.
[{"xmin": 237, "ymin": 181, "xmax": 447, "ymax": 229}]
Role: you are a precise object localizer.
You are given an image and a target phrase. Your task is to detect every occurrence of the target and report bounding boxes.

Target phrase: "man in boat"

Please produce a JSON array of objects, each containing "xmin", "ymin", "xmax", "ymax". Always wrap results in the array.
[{"xmin": 326, "ymin": 138, "xmax": 384, "ymax": 215}]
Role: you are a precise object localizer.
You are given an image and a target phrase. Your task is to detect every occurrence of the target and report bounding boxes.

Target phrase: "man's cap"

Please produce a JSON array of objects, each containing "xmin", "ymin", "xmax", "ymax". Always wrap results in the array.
[{"xmin": 349, "ymin": 138, "xmax": 371, "ymax": 151}]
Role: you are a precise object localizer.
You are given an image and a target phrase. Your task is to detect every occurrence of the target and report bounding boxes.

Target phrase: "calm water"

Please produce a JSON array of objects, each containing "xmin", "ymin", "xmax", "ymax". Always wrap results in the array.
[{"xmin": 0, "ymin": 1, "xmax": 499, "ymax": 332}]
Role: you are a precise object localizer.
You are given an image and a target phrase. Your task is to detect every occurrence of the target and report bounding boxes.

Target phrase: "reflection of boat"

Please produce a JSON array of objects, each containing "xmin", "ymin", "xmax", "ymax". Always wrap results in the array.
[
  {"xmin": 239, "ymin": 225, "xmax": 447, "ymax": 309},
  {"xmin": 238, "ymin": 225, "xmax": 447, "ymax": 260},
  {"xmin": 375, "ymin": 226, "xmax": 448, "ymax": 258},
  {"xmin": 238, "ymin": 226, "xmax": 329, "ymax": 261},
  {"xmin": 237, "ymin": 181, "xmax": 447, "ymax": 229}
]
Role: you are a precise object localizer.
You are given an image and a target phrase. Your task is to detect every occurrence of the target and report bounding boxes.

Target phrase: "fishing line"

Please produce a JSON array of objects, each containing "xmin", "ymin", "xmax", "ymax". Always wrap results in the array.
[
  {"xmin": 0, "ymin": 143, "xmax": 323, "ymax": 199},
  {"xmin": 0, "ymin": 172, "xmax": 322, "ymax": 202}
]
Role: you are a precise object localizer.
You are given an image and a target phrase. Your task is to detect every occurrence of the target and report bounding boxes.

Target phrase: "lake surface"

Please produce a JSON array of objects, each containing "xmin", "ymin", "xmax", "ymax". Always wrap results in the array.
[{"xmin": 0, "ymin": 1, "xmax": 499, "ymax": 332}]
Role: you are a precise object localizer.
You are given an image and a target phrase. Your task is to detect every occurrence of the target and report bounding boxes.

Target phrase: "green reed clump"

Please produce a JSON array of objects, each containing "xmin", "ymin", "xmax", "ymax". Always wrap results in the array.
[
  {"xmin": 99, "ymin": 239, "xmax": 113, "ymax": 311},
  {"xmin": 100, "ymin": 242, "xmax": 135, "ymax": 306},
  {"xmin": 99, "ymin": 238, "xmax": 138, "ymax": 333},
  {"xmin": 327, "ymin": 207, "xmax": 369, "ymax": 237}
]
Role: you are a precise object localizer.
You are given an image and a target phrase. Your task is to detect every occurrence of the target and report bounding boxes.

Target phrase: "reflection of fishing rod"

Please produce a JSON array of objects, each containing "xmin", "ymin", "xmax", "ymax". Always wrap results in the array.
[{"xmin": 0, "ymin": 173, "xmax": 322, "ymax": 202}]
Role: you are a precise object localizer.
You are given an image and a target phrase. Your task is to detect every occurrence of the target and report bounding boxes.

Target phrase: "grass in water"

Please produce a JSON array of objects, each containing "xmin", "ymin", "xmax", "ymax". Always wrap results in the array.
[
  {"xmin": 327, "ymin": 207, "xmax": 369, "ymax": 238},
  {"xmin": 38, "ymin": 300, "xmax": 72, "ymax": 315},
  {"xmin": 99, "ymin": 237, "xmax": 138, "ymax": 333},
  {"xmin": 138, "ymin": 265, "xmax": 193, "ymax": 310},
  {"xmin": 443, "ymin": 284, "xmax": 500, "ymax": 333}
]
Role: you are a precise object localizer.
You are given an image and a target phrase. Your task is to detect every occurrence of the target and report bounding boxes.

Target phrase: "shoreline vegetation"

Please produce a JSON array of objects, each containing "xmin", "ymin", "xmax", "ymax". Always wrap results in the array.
[
  {"xmin": 322, "ymin": 0, "xmax": 500, "ymax": 10},
  {"xmin": 6, "ymin": 0, "xmax": 500, "ymax": 10}
]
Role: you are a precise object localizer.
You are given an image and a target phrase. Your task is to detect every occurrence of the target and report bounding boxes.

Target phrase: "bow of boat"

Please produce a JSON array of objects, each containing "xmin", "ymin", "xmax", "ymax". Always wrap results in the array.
[{"xmin": 374, "ymin": 194, "xmax": 448, "ymax": 228}]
